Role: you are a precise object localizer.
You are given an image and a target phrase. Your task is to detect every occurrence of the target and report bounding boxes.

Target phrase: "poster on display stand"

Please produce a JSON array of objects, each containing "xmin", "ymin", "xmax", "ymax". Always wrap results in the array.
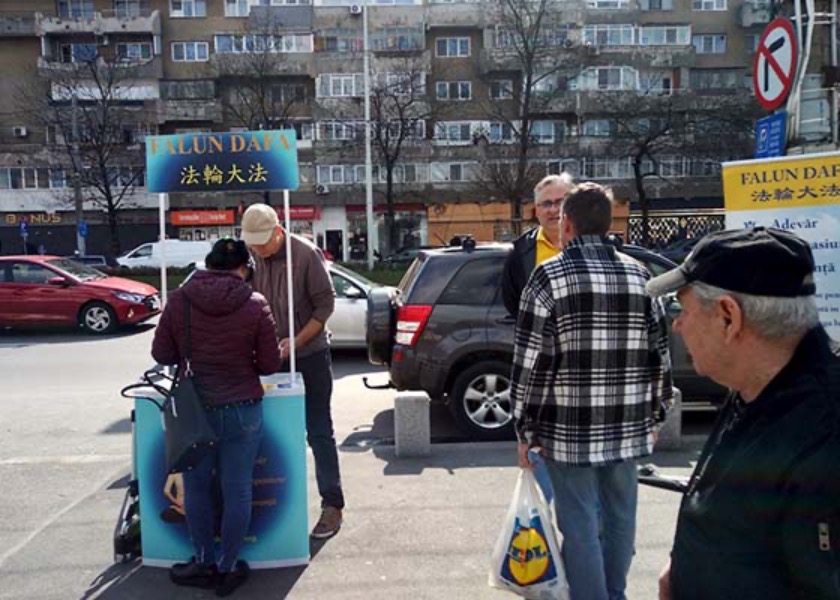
[
  {"xmin": 722, "ymin": 151, "xmax": 840, "ymax": 340},
  {"xmin": 141, "ymin": 130, "xmax": 308, "ymax": 566}
]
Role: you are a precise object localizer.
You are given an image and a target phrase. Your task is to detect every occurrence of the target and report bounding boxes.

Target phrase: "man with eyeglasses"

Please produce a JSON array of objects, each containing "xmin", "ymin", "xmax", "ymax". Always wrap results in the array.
[{"xmin": 502, "ymin": 173, "xmax": 573, "ymax": 317}]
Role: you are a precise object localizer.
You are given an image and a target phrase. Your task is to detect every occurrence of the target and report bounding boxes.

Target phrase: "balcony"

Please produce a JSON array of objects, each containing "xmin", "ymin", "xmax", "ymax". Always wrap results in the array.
[
  {"xmin": 739, "ymin": 1, "xmax": 771, "ymax": 28},
  {"xmin": 0, "ymin": 15, "xmax": 36, "ymax": 37},
  {"xmin": 425, "ymin": 3, "xmax": 484, "ymax": 28},
  {"xmin": 587, "ymin": 45, "xmax": 696, "ymax": 69},
  {"xmin": 37, "ymin": 56, "xmax": 163, "ymax": 81},
  {"xmin": 210, "ymin": 52, "xmax": 313, "ymax": 76},
  {"xmin": 34, "ymin": 10, "xmax": 161, "ymax": 37},
  {"xmin": 155, "ymin": 99, "xmax": 222, "ymax": 125}
]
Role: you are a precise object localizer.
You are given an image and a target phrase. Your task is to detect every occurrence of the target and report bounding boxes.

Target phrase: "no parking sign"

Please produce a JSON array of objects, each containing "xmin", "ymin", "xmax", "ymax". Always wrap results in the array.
[{"xmin": 752, "ymin": 18, "xmax": 798, "ymax": 111}]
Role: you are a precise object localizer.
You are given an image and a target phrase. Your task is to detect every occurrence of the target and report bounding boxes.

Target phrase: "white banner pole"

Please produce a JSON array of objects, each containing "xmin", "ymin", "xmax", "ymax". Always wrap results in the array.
[
  {"xmin": 158, "ymin": 192, "xmax": 168, "ymax": 307},
  {"xmin": 284, "ymin": 189, "xmax": 296, "ymax": 374}
]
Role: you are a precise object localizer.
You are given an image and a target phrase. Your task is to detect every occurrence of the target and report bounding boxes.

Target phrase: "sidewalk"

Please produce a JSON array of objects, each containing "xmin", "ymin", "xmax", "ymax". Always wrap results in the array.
[{"xmin": 3, "ymin": 439, "xmax": 702, "ymax": 600}]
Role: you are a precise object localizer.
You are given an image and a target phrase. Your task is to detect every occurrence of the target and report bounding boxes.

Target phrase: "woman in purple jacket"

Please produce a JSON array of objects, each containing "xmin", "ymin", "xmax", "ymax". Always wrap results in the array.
[{"xmin": 152, "ymin": 238, "xmax": 281, "ymax": 597}]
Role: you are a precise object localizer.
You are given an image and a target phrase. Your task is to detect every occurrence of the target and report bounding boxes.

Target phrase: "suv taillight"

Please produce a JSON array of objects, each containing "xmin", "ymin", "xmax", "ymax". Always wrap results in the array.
[{"xmin": 395, "ymin": 304, "xmax": 433, "ymax": 347}]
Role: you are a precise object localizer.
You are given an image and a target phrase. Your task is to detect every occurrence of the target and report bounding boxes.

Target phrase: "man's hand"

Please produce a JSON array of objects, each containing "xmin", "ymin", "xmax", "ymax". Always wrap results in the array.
[
  {"xmin": 279, "ymin": 338, "xmax": 291, "ymax": 360},
  {"xmin": 658, "ymin": 560, "xmax": 672, "ymax": 600},
  {"xmin": 517, "ymin": 443, "xmax": 533, "ymax": 470},
  {"xmin": 163, "ymin": 473, "xmax": 184, "ymax": 508}
]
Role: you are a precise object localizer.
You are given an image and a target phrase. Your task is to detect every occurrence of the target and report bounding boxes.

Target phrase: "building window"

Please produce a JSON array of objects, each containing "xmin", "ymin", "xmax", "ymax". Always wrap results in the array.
[
  {"xmin": 59, "ymin": 43, "xmax": 98, "ymax": 63},
  {"xmin": 171, "ymin": 41, "xmax": 209, "ymax": 62},
  {"xmin": 689, "ymin": 68, "xmax": 742, "ymax": 90},
  {"xmin": 435, "ymin": 81, "xmax": 471, "ymax": 101},
  {"xmin": 435, "ymin": 37, "xmax": 470, "ymax": 57},
  {"xmin": 370, "ymin": 27, "xmax": 424, "ymax": 52},
  {"xmin": 490, "ymin": 80, "xmax": 513, "ymax": 100},
  {"xmin": 170, "ymin": 0, "xmax": 206, "ymax": 17},
  {"xmin": 433, "ymin": 121, "xmax": 475, "ymax": 144},
  {"xmin": 583, "ymin": 24, "xmax": 635, "ymax": 46},
  {"xmin": 643, "ymin": 0, "xmax": 674, "ymax": 8},
  {"xmin": 692, "ymin": 0, "xmax": 725, "ymax": 9},
  {"xmin": 314, "ymin": 28, "xmax": 363, "ymax": 53},
  {"xmin": 431, "ymin": 162, "xmax": 477, "ymax": 182},
  {"xmin": 530, "ymin": 121, "xmax": 559, "ymax": 144},
  {"xmin": 115, "ymin": 42, "xmax": 153, "ymax": 62},
  {"xmin": 693, "ymin": 34, "xmax": 727, "ymax": 54},
  {"xmin": 224, "ymin": 0, "xmax": 250, "ymax": 16},
  {"xmin": 489, "ymin": 122, "xmax": 514, "ymax": 143},
  {"xmin": 574, "ymin": 66, "xmax": 638, "ymax": 91},
  {"xmin": 639, "ymin": 26, "xmax": 690, "ymax": 46},
  {"xmin": 745, "ymin": 34, "xmax": 760, "ymax": 54},
  {"xmin": 317, "ymin": 73, "xmax": 364, "ymax": 98},
  {"xmin": 586, "ymin": 0, "xmax": 629, "ymax": 8},
  {"xmin": 583, "ymin": 119, "xmax": 612, "ymax": 137},
  {"xmin": 114, "ymin": 0, "xmax": 144, "ymax": 17},
  {"xmin": 57, "ymin": 0, "xmax": 94, "ymax": 18},
  {"xmin": 271, "ymin": 84, "xmax": 307, "ymax": 105},
  {"xmin": 377, "ymin": 72, "xmax": 425, "ymax": 96},
  {"xmin": 318, "ymin": 121, "xmax": 364, "ymax": 141},
  {"xmin": 214, "ymin": 34, "xmax": 313, "ymax": 54}
]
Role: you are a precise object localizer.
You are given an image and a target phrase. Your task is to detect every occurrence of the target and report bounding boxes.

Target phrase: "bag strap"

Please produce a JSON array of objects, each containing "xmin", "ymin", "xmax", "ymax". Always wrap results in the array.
[{"xmin": 183, "ymin": 296, "xmax": 193, "ymax": 376}]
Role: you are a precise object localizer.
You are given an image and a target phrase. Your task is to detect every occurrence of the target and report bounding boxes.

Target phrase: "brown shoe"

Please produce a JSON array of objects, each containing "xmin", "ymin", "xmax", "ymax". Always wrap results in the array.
[{"xmin": 311, "ymin": 506, "xmax": 342, "ymax": 539}]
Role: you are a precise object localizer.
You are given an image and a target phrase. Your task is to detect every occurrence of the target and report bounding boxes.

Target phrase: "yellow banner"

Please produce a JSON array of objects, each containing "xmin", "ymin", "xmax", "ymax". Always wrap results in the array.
[{"xmin": 722, "ymin": 151, "xmax": 840, "ymax": 211}]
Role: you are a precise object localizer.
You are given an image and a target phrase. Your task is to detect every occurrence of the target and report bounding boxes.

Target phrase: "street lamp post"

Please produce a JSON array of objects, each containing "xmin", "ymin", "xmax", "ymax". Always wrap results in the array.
[{"xmin": 362, "ymin": 0, "xmax": 376, "ymax": 270}]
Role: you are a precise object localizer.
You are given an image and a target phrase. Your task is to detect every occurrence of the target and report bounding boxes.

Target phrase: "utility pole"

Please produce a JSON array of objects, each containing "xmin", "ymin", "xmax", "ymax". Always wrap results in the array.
[{"xmin": 71, "ymin": 96, "xmax": 86, "ymax": 256}]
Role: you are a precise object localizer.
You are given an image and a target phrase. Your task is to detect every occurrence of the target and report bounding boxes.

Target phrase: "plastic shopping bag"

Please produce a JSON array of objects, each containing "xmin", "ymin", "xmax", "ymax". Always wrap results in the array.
[{"xmin": 488, "ymin": 469, "xmax": 569, "ymax": 600}]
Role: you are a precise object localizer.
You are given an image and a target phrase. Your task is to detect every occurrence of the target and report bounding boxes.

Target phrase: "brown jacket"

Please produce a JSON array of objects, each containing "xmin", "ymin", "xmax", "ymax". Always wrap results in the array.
[{"xmin": 251, "ymin": 233, "xmax": 335, "ymax": 357}]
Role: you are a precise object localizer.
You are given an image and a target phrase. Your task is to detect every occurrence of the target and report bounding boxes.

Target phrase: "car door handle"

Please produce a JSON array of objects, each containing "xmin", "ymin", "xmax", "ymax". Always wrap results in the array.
[{"xmin": 495, "ymin": 316, "xmax": 516, "ymax": 325}]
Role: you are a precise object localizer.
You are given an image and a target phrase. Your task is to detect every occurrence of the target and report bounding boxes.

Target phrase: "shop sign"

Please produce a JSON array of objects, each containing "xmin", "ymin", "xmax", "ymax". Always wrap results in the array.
[
  {"xmin": 3, "ymin": 213, "xmax": 62, "ymax": 226},
  {"xmin": 171, "ymin": 210, "xmax": 235, "ymax": 226},
  {"xmin": 146, "ymin": 130, "xmax": 299, "ymax": 193},
  {"xmin": 276, "ymin": 206, "xmax": 320, "ymax": 221}
]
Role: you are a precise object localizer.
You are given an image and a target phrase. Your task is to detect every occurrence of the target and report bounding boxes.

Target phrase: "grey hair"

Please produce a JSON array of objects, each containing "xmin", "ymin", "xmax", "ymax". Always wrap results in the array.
[
  {"xmin": 690, "ymin": 281, "xmax": 819, "ymax": 338},
  {"xmin": 534, "ymin": 173, "xmax": 574, "ymax": 201}
]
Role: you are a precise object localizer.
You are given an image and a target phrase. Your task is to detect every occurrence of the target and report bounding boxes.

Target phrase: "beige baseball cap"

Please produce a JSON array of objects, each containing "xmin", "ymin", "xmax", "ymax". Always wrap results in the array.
[{"xmin": 241, "ymin": 203, "xmax": 279, "ymax": 245}]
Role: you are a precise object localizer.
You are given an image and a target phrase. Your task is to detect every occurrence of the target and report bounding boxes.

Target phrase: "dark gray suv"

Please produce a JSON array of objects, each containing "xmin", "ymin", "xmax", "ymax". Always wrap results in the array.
[{"xmin": 367, "ymin": 243, "xmax": 723, "ymax": 441}]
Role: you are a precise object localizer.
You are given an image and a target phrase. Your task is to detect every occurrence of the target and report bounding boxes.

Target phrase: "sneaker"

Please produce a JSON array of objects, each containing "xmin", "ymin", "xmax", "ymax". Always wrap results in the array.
[
  {"xmin": 216, "ymin": 560, "xmax": 250, "ymax": 597},
  {"xmin": 311, "ymin": 506, "xmax": 342, "ymax": 539},
  {"xmin": 170, "ymin": 558, "xmax": 217, "ymax": 589}
]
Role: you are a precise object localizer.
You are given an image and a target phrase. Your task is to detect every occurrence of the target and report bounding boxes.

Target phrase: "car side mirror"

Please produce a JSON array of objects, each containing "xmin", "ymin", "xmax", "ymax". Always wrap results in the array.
[
  {"xmin": 345, "ymin": 287, "xmax": 364, "ymax": 300},
  {"xmin": 48, "ymin": 276, "xmax": 70, "ymax": 287}
]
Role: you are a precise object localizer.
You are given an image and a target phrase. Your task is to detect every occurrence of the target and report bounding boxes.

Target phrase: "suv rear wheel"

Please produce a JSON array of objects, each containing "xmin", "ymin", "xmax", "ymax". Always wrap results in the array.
[{"xmin": 448, "ymin": 360, "xmax": 515, "ymax": 441}]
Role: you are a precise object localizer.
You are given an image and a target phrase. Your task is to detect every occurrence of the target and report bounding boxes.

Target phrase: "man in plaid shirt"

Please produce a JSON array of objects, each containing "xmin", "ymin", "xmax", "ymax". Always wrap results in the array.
[{"xmin": 511, "ymin": 182, "xmax": 673, "ymax": 600}]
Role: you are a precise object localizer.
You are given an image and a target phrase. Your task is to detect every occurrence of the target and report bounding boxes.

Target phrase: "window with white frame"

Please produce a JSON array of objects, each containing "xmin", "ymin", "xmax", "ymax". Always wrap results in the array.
[
  {"xmin": 583, "ymin": 119, "xmax": 612, "ymax": 136},
  {"xmin": 530, "ymin": 121, "xmax": 560, "ymax": 144},
  {"xmin": 318, "ymin": 121, "xmax": 364, "ymax": 141},
  {"xmin": 116, "ymin": 42, "xmax": 153, "ymax": 62},
  {"xmin": 0, "ymin": 167, "xmax": 68, "ymax": 190},
  {"xmin": 586, "ymin": 0, "xmax": 629, "ymax": 8},
  {"xmin": 59, "ymin": 43, "xmax": 97, "ymax": 63},
  {"xmin": 170, "ymin": 0, "xmax": 206, "ymax": 17},
  {"xmin": 582, "ymin": 24, "xmax": 634, "ymax": 46},
  {"xmin": 290, "ymin": 121, "xmax": 314, "ymax": 141},
  {"xmin": 58, "ymin": 0, "xmax": 94, "ymax": 18},
  {"xmin": 584, "ymin": 158, "xmax": 632, "ymax": 180},
  {"xmin": 384, "ymin": 119, "xmax": 426, "ymax": 140},
  {"xmin": 574, "ymin": 66, "xmax": 638, "ymax": 91},
  {"xmin": 693, "ymin": 34, "xmax": 726, "ymax": 54},
  {"xmin": 377, "ymin": 72, "xmax": 425, "ymax": 96},
  {"xmin": 639, "ymin": 26, "xmax": 690, "ymax": 46},
  {"xmin": 435, "ymin": 81, "xmax": 471, "ymax": 101},
  {"xmin": 317, "ymin": 73, "xmax": 364, "ymax": 97},
  {"xmin": 490, "ymin": 80, "xmax": 513, "ymax": 100},
  {"xmin": 433, "ymin": 121, "xmax": 475, "ymax": 144},
  {"xmin": 435, "ymin": 37, "xmax": 470, "ymax": 57},
  {"xmin": 315, "ymin": 28, "xmax": 363, "ymax": 53},
  {"xmin": 225, "ymin": 0, "xmax": 250, "ymax": 16},
  {"xmin": 317, "ymin": 165, "xmax": 356, "ymax": 185},
  {"xmin": 689, "ymin": 68, "xmax": 742, "ymax": 90},
  {"xmin": 114, "ymin": 0, "xmax": 144, "ymax": 18},
  {"xmin": 431, "ymin": 162, "xmax": 478, "ymax": 182},
  {"xmin": 692, "ymin": 0, "xmax": 725, "ymax": 9},
  {"xmin": 489, "ymin": 122, "xmax": 514, "ymax": 143},
  {"xmin": 370, "ymin": 27, "xmax": 424, "ymax": 51},
  {"xmin": 171, "ymin": 41, "xmax": 209, "ymax": 62},
  {"xmin": 643, "ymin": 0, "xmax": 674, "ymax": 8},
  {"xmin": 640, "ymin": 72, "xmax": 673, "ymax": 94},
  {"xmin": 532, "ymin": 73, "xmax": 558, "ymax": 95},
  {"xmin": 214, "ymin": 34, "xmax": 313, "ymax": 54},
  {"xmin": 546, "ymin": 159, "xmax": 579, "ymax": 177}
]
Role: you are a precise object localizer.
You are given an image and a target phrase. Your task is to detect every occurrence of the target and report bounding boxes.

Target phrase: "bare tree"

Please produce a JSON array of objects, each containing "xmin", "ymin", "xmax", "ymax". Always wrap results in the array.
[
  {"xmin": 474, "ymin": 0, "xmax": 577, "ymax": 235},
  {"xmin": 596, "ymin": 90, "xmax": 758, "ymax": 245},
  {"xmin": 18, "ymin": 49, "xmax": 151, "ymax": 256}
]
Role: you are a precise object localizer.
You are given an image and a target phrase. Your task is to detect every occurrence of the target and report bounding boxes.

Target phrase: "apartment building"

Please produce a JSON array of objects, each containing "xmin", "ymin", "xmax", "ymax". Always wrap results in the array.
[{"xmin": 0, "ymin": 0, "xmax": 777, "ymax": 259}]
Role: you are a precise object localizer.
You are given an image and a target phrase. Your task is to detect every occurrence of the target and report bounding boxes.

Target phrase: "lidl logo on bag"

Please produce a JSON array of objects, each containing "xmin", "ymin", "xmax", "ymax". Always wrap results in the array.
[{"xmin": 501, "ymin": 516, "xmax": 557, "ymax": 586}]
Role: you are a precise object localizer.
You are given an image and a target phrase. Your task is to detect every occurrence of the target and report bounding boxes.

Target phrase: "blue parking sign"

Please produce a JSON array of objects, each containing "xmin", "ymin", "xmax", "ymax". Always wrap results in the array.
[
  {"xmin": 19, "ymin": 220, "xmax": 27, "ymax": 236},
  {"xmin": 755, "ymin": 112, "xmax": 786, "ymax": 158},
  {"xmin": 78, "ymin": 221, "xmax": 88, "ymax": 238}
]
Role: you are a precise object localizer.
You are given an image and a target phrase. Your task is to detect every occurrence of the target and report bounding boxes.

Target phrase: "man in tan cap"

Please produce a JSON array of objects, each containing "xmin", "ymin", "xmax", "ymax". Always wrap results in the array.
[{"xmin": 241, "ymin": 203, "xmax": 344, "ymax": 539}]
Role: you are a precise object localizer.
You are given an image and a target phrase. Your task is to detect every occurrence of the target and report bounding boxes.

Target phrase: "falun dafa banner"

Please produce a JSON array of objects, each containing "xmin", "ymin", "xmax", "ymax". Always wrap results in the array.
[
  {"xmin": 722, "ymin": 151, "xmax": 840, "ymax": 339},
  {"xmin": 145, "ymin": 130, "xmax": 299, "ymax": 193}
]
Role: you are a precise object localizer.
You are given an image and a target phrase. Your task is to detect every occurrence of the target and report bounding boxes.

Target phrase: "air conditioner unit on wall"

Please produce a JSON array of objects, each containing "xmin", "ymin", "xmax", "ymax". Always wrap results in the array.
[
  {"xmin": 12, "ymin": 126, "xmax": 28, "ymax": 138},
  {"xmin": 315, "ymin": 184, "xmax": 330, "ymax": 195},
  {"xmin": 349, "ymin": 4, "xmax": 363, "ymax": 15}
]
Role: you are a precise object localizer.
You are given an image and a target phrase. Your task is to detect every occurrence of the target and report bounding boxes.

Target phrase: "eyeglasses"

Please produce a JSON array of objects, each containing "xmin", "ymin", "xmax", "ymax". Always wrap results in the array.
[{"xmin": 536, "ymin": 199, "xmax": 563, "ymax": 210}]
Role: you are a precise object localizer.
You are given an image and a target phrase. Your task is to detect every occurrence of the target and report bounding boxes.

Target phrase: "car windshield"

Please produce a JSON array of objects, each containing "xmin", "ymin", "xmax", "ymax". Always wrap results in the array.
[
  {"xmin": 330, "ymin": 263, "xmax": 380, "ymax": 289},
  {"xmin": 47, "ymin": 258, "xmax": 107, "ymax": 281}
]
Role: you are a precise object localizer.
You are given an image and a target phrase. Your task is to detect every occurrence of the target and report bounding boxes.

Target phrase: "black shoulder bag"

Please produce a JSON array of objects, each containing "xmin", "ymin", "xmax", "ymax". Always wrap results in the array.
[{"xmin": 163, "ymin": 297, "xmax": 218, "ymax": 473}]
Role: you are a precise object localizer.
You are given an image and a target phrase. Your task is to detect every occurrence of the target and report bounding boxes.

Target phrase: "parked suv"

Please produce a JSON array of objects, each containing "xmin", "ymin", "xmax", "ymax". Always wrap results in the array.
[{"xmin": 367, "ymin": 242, "xmax": 724, "ymax": 441}]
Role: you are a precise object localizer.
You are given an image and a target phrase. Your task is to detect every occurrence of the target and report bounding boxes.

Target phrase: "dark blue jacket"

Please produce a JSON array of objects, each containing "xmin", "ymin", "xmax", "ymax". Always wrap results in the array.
[{"xmin": 501, "ymin": 227, "xmax": 539, "ymax": 317}]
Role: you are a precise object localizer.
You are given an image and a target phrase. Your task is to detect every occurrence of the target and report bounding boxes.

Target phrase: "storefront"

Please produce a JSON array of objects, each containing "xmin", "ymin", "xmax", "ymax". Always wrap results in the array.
[
  {"xmin": 345, "ymin": 203, "xmax": 428, "ymax": 260},
  {"xmin": 173, "ymin": 210, "xmax": 237, "ymax": 241}
]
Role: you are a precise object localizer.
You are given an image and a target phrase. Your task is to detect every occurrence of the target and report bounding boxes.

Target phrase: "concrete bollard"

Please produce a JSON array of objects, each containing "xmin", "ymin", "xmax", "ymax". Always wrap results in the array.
[
  {"xmin": 656, "ymin": 387, "xmax": 683, "ymax": 451},
  {"xmin": 394, "ymin": 391, "xmax": 431, "ymax": 458}
]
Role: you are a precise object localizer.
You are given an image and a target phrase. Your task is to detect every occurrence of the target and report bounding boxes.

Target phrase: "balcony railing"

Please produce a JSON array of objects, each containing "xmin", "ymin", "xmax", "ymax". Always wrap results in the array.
[
  {"xmin": 0, "ymin": 15, "xmax": 36, "ymax": 37},
  {"xmin": 35, "ymin": 10, "xmax": 160, "ymax": 36}
]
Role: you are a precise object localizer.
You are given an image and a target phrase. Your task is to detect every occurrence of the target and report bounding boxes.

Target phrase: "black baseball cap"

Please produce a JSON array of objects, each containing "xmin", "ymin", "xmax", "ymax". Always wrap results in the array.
[{"xmin": 646, "ymin": 227, "xmax": 816, "ymax": 298}]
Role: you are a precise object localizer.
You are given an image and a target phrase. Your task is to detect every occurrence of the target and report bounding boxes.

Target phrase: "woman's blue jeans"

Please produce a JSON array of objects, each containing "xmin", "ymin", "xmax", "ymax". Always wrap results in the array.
[
  {"xmin": 183, "ymin": 402, "xmax": 263, "ymax": 573},
  {"xmin": 544, "ymin": 458, "xmax": 638, "ymax": 600}
]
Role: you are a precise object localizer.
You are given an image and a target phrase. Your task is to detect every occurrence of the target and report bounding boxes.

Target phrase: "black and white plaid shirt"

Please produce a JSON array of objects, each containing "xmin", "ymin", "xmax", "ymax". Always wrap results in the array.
[{"xmin": 511, "ymin": 235, "xmax": 674, "ymax": 466}]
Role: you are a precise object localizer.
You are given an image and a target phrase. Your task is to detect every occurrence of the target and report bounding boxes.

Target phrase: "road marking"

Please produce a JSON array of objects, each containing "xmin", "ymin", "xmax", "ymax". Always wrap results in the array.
[
  {"xmin": 0, "ymin": 454, "xmax": 131, "ymax": 465},
  {"xmin": 0, "ymin": 460, "xmax": 129, "ymax": 569}
]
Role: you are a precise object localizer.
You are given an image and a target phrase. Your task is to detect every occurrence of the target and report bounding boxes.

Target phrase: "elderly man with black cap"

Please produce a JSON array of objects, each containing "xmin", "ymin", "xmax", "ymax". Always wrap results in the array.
[{"xmin": 647, "ymin": 227, "xmax": 840, "ymax": 600}]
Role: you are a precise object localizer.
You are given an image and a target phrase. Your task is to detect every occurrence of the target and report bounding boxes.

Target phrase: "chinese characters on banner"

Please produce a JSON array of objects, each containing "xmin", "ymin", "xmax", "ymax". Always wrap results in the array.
[
  {"xmin": 145, "ymin": 130, "xmax": 299, "ymax": 193},
  {"xmin": 722, "ymin": 151, "xmax": 840, "ymax": 339}
]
